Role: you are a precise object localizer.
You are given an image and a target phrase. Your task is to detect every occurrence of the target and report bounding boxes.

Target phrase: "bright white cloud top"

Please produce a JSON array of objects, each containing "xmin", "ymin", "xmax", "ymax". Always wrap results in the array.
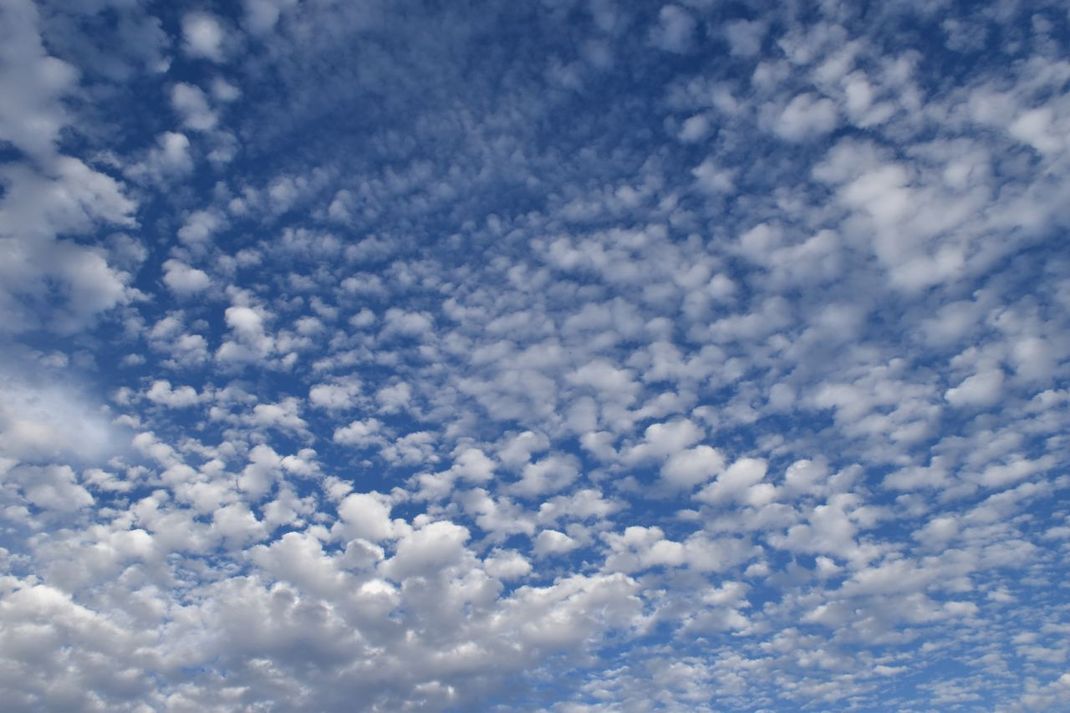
[{"xmin": 1, "ymin": 1, "xmax": 1069, "ymax": 711}]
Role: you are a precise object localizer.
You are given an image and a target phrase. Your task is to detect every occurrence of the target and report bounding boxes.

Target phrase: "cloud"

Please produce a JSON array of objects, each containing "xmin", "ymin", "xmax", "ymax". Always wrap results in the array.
[
  {"xmin": 650, "ymin": 5, "xmax": 696, "ymax": 53},
  {"xmin": 162, "ymin": 258, "xmax": 212, "ymax": 295},
  {"xmin": 0, "ymin": 0, "xmax": 1068, "ymax": 710},
  {"xmin": 695, "ymin": 457, "xmax": 769, "ymax": 505},
  {"xmin": 533, "ymin": 529, "xmax": 579, "ymax": 557},
  {"xmin": 177, "ymin": 208, "xmax": 225, "ymax": 244},
  {"xmin": 512, "ymin": 454, "xmax": 580, "ymax": 497},
  {"xmin": 171, "ymin": 82, "xmax": 218, "ymax": 131},
  {"xmin": 145, "ymin": 379, "xmax": 203, "ymax": 408},
  {"xmin": 774, "ymin": 92, "xmax": 839, "ymax": 141},
  {"xmin": 724, "ymin": 19, "xmax": 766, "ymax": 57},
  {"xmin": 661, "ymin": 445, "xmax": 725, "ymax": 488},
  {"xmin": 945, "ymin": 368, "xmax": 1004, "ymax": 408},
  {"xmin": 0, "ymin": 362, "xmax": 120, "ymax": 465},
  {"xmin": 243, "ymin": 0, "xmax": 298, "ymax": 35},
  {"xmin": 0, "ymin": 158, "xmax": 136, "ymax": 332},
  {"xmin": 0, "ymin": 0, "xmax": 78, "ymax": 158},
  {"xmin": 182, "ymin": 12, "xmax": 228, "ymax": 62},
  {"xmin": 1, "ymin": 463, "xmax": 93, "ymax": 512},
  {"xmin": 335, "ymin": 491, "xmax": 396, "ymax": 541},
  {"xmin": 127, "ymin": 131, "xmax": 193, "ymax": 183},
  {"xmin": 383, "ymin": 520, "xmax": 469, "ymax": 580},
  {"xmin": 217, "ymin": 302, "xmax": 276, "ymax": 364},
  {"xmin": 333, "ymin": 418, "xmax": 383, "ymax": 447}
]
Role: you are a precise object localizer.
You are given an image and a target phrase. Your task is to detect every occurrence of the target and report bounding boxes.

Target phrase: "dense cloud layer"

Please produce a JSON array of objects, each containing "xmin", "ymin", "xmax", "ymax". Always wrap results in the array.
[{"xmin": 1, "ymin": 0, "xmax": 1068, "ymax": 711}]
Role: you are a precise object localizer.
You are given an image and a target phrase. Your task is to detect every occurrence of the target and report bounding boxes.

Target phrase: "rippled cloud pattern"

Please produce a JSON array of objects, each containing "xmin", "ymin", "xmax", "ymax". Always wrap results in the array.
[{"xmin": 1, "ymin": 1, "xmax": 1069, "ymax": 711}]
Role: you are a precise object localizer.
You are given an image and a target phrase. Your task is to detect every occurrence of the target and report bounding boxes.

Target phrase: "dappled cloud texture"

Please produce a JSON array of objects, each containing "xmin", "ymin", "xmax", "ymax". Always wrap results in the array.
[{"xmin": 1, "ymin": 0, "xmax": 1069, "ymax": 711}]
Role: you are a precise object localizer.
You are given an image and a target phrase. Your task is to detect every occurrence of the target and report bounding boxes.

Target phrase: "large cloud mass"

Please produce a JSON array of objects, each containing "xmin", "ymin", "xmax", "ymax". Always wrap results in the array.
[{"xmin": 0, "ymin": 0, "xmax": 1068, "ymax": 711}]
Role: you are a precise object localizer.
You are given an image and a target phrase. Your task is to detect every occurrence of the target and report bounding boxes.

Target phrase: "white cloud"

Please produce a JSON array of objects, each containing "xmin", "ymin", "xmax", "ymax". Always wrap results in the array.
[
  {"xmin": 945, "ymin": 368, "xmax": 1004, "ymax": 408},
  {"xmin": 533, "ymin": 529, "xmax": 580, "ymax": 557},
  {"xmin": 162, "ymin": 258, "xmax": 212, "ymax": 294},
  {"xmin": 624, "ymin": 418, "xmax": 704, "ymax": 462},
  {"xmin": 182, "ymin": 12, "xmax": 228, "ymax": 62},
  {"xmin": 650, "ymin": 5, "xmax": 696, "ymax": 53},
  {"xmin": 309, "ymin": 378, "xmax": 362, "ymax": 410},
  {"xmin": 177, "ymin": 208, "xmax": 225, "ymax": 244},
  {"xmin": 724, "ymin": 19, "xmax": 765, "ymax": 57},
  {"xmin": 336, "ymin": 491, "xmax": 396, "ymax": 541},
  {"xmin": 2, "ymin": 1, "xmax": 1068, "ymax": 710},
  {"xmin": 774, "ymin": 93, "xmax": 839, "ymax": 141},
  {"xmin": 661, "ymin": 445, "xmax": 725, "ymax": 488},
  {"xmin": 128, "ymin": 131, "xmax": 193, "ymax": 183},
  {"xmin": 0, "ymin": 0, "xmax": 78, "ymax": 158},
  {"xmin": 678, "ymin": 113, "xmax": 710, "ymax": 142},
  {"xmin": 451, "ymin": 447, "xmax": 496, "ymax": 483},
  {"xmin": 0, "ymin": 158, "xmax": 136, "ymax": 333},
  {"xmin": 217, "ymin": 303, "xmax": 276, "ymax": 364},
  {"xmin": 145, "ymin": 379, "xmax": 202, "ymax": 408},
  {"xmin": 250, "ymin": 398, "xmax": 308, "ymax": 435},
  {"xmin": 333, "ymin": 418, "xmax": 383, "ymax": 447},
  {"xmin": 513, "ymin": 454, "xmax": 580, "ymax": 497},
  {"xmin": 237, "ymin": 444, "xmax": 282, "ymax": 498},
  {"xmin": 243, "ymin": 0, "xmax": 298, "ymax": 35},
  {"xmin": 381, "ymin": 307, "xmax": 434, "ymax": 338},
  {"xmin": 0, "ymin": 367, "xmax": 119, "ymax": 465},
  {"xmin": 1, "ymin": 463, "xmax": 93, "ymax": 511},
  {"xmin": 695, "ymin": 457, "xmax": 768, "ymax": 505},
  {"xmin": 383, "ymin": 520, "xmax": 469, "ymax": 580},
  {"xmin": 603, "ymin": 526, "xmax": 685, "ymax": 573},
  {"xmin": 484, "ymin": 549, "xmax": 532, "ymax": 580},
  {"xmin": 171, "ymin": 82, "xmax": 218, "ymax": 131}
]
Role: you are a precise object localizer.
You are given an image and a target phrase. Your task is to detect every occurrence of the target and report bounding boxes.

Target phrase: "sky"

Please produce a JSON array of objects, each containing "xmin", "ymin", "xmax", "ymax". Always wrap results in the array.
[{"xmin": 0, "ymin": 0, "xmax": 1069, "ymax": 711}]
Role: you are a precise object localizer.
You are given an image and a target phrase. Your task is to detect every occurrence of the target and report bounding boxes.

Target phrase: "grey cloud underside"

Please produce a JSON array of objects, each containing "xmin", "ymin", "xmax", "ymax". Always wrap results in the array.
[{"xmin": 1, "ymin": 0, "xmax": 1069, "ymax": 711}]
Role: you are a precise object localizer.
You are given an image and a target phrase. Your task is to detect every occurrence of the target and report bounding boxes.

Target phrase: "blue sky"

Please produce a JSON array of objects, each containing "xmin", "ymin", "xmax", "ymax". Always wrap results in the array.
[{"xmin": 1, "ymin": 0, "xmax": 1069, "ymax": 710}]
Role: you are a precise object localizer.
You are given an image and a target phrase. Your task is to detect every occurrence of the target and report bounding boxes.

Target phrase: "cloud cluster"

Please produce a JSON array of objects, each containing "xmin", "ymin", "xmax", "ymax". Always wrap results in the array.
[{"xmin": 0, "ymin": 1, "xmax": 1068, "ymax": 711}]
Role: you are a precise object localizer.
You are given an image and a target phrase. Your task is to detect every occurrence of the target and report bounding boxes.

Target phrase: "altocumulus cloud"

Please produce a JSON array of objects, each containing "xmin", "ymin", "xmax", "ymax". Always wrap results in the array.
[{"xmin": 0, "ymin": 0, "xmax": 1069, "ymax": 711}]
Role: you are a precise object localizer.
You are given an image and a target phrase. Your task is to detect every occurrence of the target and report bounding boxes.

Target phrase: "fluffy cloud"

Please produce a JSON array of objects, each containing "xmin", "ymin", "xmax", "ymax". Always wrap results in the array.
[
  {"xmin": 0, "ymin": 364, "xmax": 120, "ymax": 464},
  {"xmin": 0, "ymin": 158, "xmax": 136, "ymax": 332},
  {"xmin": 181, "ymin": 12, "xmax": 227, "ymax": 62},
  {"xmin": 335, "ymin": 491, "xmax": 396, "ymax": 542},
  {"xmin": 661, "ymin": 445, "xmax": 725, "ymax": 488},
  {"xmin": 162, "ymin": 258, "xmax": 212, "ymax": 295},
  {"xmin": 650, "ymin": 5, "xmax": 696, "ymax": 53},
  {"xmin": 0, "ymin": 1, "xmax": 1067, "ymax": 711},
  {"xmin": 171, "ymin": 82, "xmax": 217, "ymax": 131},
  {"xmin": 0, "ymin": 0, "xmax": 77, "ymax": 158}
]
